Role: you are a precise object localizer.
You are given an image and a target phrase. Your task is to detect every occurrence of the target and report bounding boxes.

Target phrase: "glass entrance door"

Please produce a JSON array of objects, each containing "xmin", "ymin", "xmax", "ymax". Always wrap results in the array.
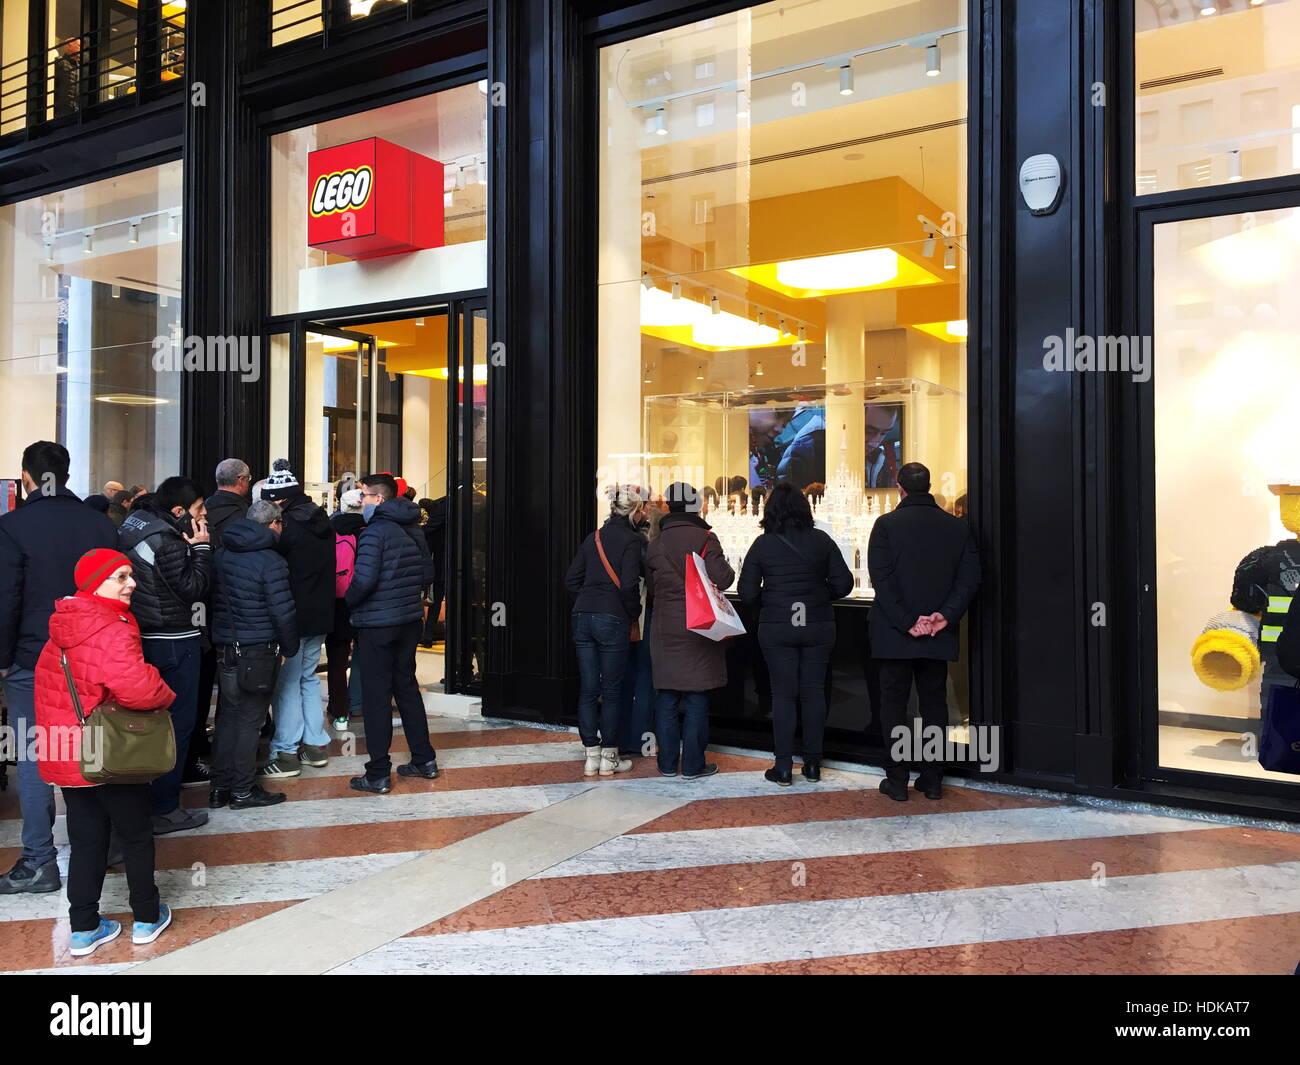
[{"xmin": 445, "ymin": 298, "xmax": 488, "ymax": 692}]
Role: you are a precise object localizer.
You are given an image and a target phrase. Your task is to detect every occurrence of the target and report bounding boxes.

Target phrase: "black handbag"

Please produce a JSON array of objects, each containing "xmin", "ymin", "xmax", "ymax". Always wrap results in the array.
[{"xmin": 233, "ymin": 643, "xmax": 281, "ymax": 694}]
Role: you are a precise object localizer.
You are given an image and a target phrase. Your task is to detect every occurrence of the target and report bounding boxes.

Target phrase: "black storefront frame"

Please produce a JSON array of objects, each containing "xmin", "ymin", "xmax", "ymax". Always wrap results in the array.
[
  {"xmin": 536, "ymin": 0, "xmax": 993, "ymax": 769},
  {"xmin": 1113, "ymin": 1, "xmax": 1300, "ymax": 812}
]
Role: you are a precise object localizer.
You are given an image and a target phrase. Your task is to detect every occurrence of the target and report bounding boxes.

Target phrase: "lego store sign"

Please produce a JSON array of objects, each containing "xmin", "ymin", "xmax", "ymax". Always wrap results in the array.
[{"xmin": 307, "ymin": 138, "xmax": 444, "ymax": 260}]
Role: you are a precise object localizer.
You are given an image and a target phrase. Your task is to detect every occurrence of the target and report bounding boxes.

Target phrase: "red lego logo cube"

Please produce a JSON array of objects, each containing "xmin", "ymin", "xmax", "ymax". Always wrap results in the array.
[{"xmin": 307, "ymin": 137, "xmax": 445, "ymax": 260}]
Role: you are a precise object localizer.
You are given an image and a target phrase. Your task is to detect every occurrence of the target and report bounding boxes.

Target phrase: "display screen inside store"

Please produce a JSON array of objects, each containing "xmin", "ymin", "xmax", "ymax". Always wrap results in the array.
[{"xmin": 597, "ymin": 0, "xmax": 970, "ymax": 600}]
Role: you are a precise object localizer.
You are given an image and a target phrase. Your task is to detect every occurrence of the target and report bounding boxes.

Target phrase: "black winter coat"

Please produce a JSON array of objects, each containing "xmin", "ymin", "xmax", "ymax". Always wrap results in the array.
[
  {"xmin": 866, "ymin": 493, "xmax": 980, "ymax": 661},
  {"xmin": 739, "ymin": 526, "xmax": 854, "ymax": 625},
  {"xmin": 644, "ymin": 512, "xmax": 735, "ymax": 691},
  {"xmin": 204, "ymin": 489, "xmax": 249, "ymax": 551},
  {"xmin": 211, "ymin": 518, "xmax": 300, "ymax": 656},
  {"xmin": 0, "ymin": 488, "xmax": 118, "ymax": 670},
  {"xmin": 117, "ymin": 508, "xmax": 212, "ymax": 636},
  {"xmin": 275, "ymin": 492, "xmax": 336, "ymax": 638},
  {"xmin": 421, "ymin": 498, "xmax": 448, "ymax": 584},
  {"xmin": 565, "ymin": 515, "xmax": 644, "ymax": 623},
  {"xmin": 345, "ymin": 498, "xmax": 434, "ymax": 628}
]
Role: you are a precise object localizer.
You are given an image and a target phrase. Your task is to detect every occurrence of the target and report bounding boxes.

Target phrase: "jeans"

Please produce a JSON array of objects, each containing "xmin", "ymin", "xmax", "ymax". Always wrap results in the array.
[
  {"xmin": 653, "ymin": 689, "xmax": 710, "ymax": 775},
  {"xmin": 142, "ymin": 636, "xmax": 201, "ymax": 816},
  {"xmin": 2, "ymin": 667, "xmax": 56, "ymax": 867},
  {"xmin": 758, "ymin": 621, "xmax": 836, "ymax": 770},
  {"xmin": 63, "ymin": 783, "xmax": 159, "ymax": 933},
  {"xmin": 356, "ymin": 620, "xmax": 436, "ymax": 778},
  {"xmin": 325, "ymin": 602, "xmax": 361, "ymax": 718},
  {"xmin": 270, "ymin": 634, "xmax": 329, "ymax": 756},
  {"xmin": 877, "ymin": 658, "xmax": 949, "ymax": 787},
  {"xmin": 616, "ymin": 604, "xmax": 654, "ymax": 754},
  {"xmin": 571, "ymin": 611, "xmax": 629, "ymax": 748},
  {"xmin": 213, "ymin": 643, "xmax": 279, "ymax": 793}
]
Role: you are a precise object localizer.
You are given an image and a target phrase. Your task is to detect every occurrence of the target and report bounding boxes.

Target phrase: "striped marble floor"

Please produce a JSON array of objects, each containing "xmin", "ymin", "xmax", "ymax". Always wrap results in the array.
[{"xmin": 2, "ymin": 711, "xmax": 1299, "ymax": 974}]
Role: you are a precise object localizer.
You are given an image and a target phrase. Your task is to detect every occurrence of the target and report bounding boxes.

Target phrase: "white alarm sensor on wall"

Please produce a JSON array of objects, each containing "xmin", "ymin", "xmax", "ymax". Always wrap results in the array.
[{"xmin": 1019, "ymin": 153, "xmax": 1064, "ymax": 215}]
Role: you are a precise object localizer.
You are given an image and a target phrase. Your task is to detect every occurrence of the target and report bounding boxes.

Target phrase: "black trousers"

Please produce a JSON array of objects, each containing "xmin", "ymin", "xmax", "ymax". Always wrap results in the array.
[
  {"xmin": 876, "ymin": 658, "xmax": 949, "ymax": 786},
  {"xmin": 63, "ymin": 783, "xmax": 159, "ymax": 933},
  {"xmin": 421, "ymin": 582, "xmax": 445, "ymax": 645},
  {"xmin": 190, "ymin": 641, "xmax": 217, "ymax": 763},
  {"xmin": 213, "ymin": 643, "xmax": 279, "ymax": 794},
  {"xmin": 356, "ymin": 619, "xmax": 436, "ymax": 778},
  {"xmin": 324, "ymin": 599, "xmax": 355, "ymax": 717},
  {"xmin": 757, "ymin": 621, "xmax": 836, "ymax": 769}
]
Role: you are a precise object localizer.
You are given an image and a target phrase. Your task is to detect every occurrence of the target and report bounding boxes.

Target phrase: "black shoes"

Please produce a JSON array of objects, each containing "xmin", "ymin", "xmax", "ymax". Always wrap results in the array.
[
  {"xmin": 397, "ymin": 759, "xmax": 439, "ymax": 779},
  {"xmin": 801, "ymin": 760, "xmax": 822, "ymax": 782},
  {"xmin": 230, "ymin": 785, "xmax": 287, "ymax": 808},
  {"xmin": 181, "ymin": 759, "xmax": 211, "ymax": 789},
  {"xmin": 0, "ymin": 857, "xmax": 61, "ymax": 894},
  {"xmin": 208, "ymin": 787, "xmax": 230, "ymax": 809},
  {"xmin": 917, "ymin": 777, "xmax": 943, "ymax": 800},
  {"xmin": 682, "ymin": 763, "xmax": 719, "ymax": 780},
  {"xmin": 349, "ymin": 775, "xmax": 392, "ymax": 794},
  {"xmin": 764, "ymin": 766, "xmax": 792, "ymax": 787},
  {"xmin": 879, "ymin": 778, "xmax": 909, "ymax": 802}
]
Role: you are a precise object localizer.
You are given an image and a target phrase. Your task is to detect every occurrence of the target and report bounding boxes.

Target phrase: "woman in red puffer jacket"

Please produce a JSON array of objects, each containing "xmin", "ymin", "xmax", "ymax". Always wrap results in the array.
[{"xmin": 34, "ymin": 548, "xmax": 176, "ymax": 957}]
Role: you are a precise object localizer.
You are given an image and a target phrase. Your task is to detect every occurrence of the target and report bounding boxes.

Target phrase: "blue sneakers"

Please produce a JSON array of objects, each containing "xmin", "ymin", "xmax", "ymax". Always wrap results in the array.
[
  {"xmin": 69, "ymin": 919, "xmax": 121, "ymax": 957},
  {"xmin": 132, "ymin": 903, "xmax": 172, "ymax": 945}
]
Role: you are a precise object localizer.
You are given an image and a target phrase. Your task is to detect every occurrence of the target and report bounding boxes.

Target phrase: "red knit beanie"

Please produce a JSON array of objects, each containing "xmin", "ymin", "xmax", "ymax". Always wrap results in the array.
[{"xmin": 75, "ymin": 548, "xmax": 132, "ymax": 593}]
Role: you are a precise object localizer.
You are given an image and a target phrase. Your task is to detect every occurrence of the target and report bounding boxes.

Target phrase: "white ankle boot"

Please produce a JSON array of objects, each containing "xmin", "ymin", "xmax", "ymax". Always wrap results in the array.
[
  {"xmin": 599, "ymin": 747, "xmax": 632, "ymax": 776},
  {"xmin": 583, "ymin": 745, "xmax": 603, "ymax": 776}
]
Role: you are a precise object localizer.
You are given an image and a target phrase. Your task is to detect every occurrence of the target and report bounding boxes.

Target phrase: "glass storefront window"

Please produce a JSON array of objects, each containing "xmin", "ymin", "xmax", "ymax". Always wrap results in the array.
[
  {"xmin": 0, "ymin": 161, "xmax": 183, "ymax": 497},
  {"xmin": 270, "ymin": 84, "xmax": 488, "ymax": 316},
  {"xmin": 1135, "ymin": 0, "xmax": 1300, "ymax": 194},
  {"xmin": 1155, "ymin": 204, "xmax": 1300, "ymax": 784},
  {"xmin": 597, "ymin": 0, "xmax": 970, "ymax": 727}
]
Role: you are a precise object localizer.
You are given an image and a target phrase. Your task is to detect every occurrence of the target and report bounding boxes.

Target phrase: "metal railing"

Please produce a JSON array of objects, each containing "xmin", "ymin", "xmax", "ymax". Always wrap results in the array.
[
  {"xmin": 0, "ymin": 10, "xmax": 185, "ymax": 138},
  {"xmin": 266, "ymin": 0, "xmax": 427, "ymax": 51}
]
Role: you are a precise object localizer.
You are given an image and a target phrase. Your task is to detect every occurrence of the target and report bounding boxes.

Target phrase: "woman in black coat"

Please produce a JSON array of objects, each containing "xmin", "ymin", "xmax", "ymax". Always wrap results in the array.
[{"xmin": 739, "ymin": 482, "xmax": 853, "ymax": 785}]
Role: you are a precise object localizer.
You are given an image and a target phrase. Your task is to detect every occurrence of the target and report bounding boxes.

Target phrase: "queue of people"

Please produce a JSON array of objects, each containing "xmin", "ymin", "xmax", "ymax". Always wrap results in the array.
[
  {"xmin": 0, "ymin": 441, "xmax": 441, "ymax": 957},
  {"xmin": 565, "ymin": 462, "xmax": 981, "ymax": 795}
]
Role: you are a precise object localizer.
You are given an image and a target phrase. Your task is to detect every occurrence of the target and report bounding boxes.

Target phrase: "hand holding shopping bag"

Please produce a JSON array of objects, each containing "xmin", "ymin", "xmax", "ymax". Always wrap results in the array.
[{"xmin": 685, "ymin": 549, "xmax": 746, "ymax": 641}]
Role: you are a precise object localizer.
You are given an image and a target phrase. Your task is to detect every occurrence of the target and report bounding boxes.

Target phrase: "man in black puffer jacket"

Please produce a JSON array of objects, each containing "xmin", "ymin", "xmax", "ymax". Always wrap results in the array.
[
  {"xmin": 209, "ymin": 501, "xmax": 300, "ymax": 811},
  {"xmin": 260, "ymin": 459, "xmax": 336, "ymax": 777},
  {"xmin": 117, "ymin": 478, "xmax": 212, "ymax": 833},
  {"xmin": 346, "ymin": 473, "xmax": 437, "ymax": 793}
]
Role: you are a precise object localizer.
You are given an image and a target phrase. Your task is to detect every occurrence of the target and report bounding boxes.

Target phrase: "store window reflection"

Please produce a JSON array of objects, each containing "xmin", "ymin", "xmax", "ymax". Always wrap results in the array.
[
  {"xmin": 0, "ymin": 161, "xmax": 183, "ymax": 498},
  {"xmin": 597, "ymin": 0, "xmax": 970, "ymax": 736},
  {"xmin": 1135, "ymin": 0, "xmax": 1300, "ymax": 194},
  {"xmin": 1156, "ymin": 205, "xmax": 1300, "ymax": 785}
]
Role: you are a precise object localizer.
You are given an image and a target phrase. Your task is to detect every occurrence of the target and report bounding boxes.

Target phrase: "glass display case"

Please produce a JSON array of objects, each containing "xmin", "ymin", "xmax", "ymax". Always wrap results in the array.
[{"xmin": 641, "ymin": 377, "xmax": 965, "ymax": 600}]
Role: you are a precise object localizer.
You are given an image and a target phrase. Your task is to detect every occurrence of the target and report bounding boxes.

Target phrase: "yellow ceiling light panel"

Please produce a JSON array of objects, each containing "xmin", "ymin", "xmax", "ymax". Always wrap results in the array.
[
  {"xmin": 712, "ymin": 176, "xmax": 956, "ymax": 298},
  {"xmin": 730, "ymin": 251, "xmax": 941, "ymax": 299},
  {"xmin": 897, "ymin": 283, "xmax": 967, "ymax": 344}
]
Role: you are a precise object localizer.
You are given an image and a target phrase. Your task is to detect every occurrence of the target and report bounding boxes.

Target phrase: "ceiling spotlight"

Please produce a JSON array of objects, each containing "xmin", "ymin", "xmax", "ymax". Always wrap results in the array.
[
  {"xmin": 710, "ymin": 295, "xmax": 721, "ymax": 315},
  {"xmin": 696, "ymin": 364, "xmax": 704, "ymax": 381},
  {"xmin": 755, "ymin": 362, "xmax": 764, "ymax": 377},
  {"xmin": 1199, "ymin": 4, "xmax": 1217, "ymax": 14},
  {"xmin": 642, "ymin": 272, "xmax": 655, "ymax": 291},
  {"xmin": 160, "ymin": 294, "xmax": 169, "ymax": 307},
  {"xmin": 82, "ymin": 231, "xmax": 93, "ymax": 254},
  {"xmin": 1227, "ymin": 149, "xmax": 1242, "ymax": 182},
  {"xmin": 921, "ymin": 233, "xmax": 936, "ymax": 258},
  {"xmin": 415, "ymin": 317, "xmax": 425, "ymax": 326},
  {"xmin": 671, "ymin": 280, "xmax": 682, "ymax": 299},
  {"xmin": 43, "ymin": 238, "xmax": 54, "ymax": 263},
  {"xmin": 653, "ymin": 107, "xmax": 667, "ymax": 136},
  {"xmin": 127, "ymin": 217, "xmax": 140, "ymax": 244},
  {"xmin": 798, "ymin": 324, "xmax": 808, "ymax": 342},
  {"xmin": 838, "ymin": 64, "xmax": 854, "ymax": 96},
  {"xmin": 111, "ymin": 284, "xmax": 121, "ymax": 298},
  {"xmin": 168, "ymin": 212, "xmax": 179, "ymax": 236},
  {"xmin": 943, "ymin": 243, "xmax": 957, "ymax": 269},
  {"xmin": 644, "ymin": 363, "xmax": 654, "ymax": 384},
  {"xmin": 925, "ymin": 43, "xmax": 940, "ymax": 77}
]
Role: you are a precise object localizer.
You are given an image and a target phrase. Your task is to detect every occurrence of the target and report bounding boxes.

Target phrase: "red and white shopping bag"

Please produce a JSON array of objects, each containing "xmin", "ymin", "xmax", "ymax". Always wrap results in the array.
[{"xmin": 684, "ymin": 550, "xmax": 747, "ymax": 641}]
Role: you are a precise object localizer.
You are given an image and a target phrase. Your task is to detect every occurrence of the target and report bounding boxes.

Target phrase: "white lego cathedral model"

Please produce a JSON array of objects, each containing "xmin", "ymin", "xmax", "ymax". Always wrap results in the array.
[{"xmin": 709, "ymin": 426, "xmax": 892, "ymax": 600}]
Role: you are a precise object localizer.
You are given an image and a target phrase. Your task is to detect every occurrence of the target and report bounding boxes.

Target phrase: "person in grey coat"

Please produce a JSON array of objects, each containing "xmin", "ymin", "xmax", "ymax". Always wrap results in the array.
[
  {"xmin": 867, "ymin": 461, "xmax": 980, "ymax": 801},
  {"xmin": 644, "ymin": 482, "xmax": 735, "ymax": 779}
]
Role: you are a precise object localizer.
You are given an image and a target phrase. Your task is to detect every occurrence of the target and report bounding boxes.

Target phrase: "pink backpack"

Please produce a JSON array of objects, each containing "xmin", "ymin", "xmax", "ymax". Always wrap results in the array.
[{"xmin": 335, "ymin": 533, "xmax": 357, "ymax": 598}]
